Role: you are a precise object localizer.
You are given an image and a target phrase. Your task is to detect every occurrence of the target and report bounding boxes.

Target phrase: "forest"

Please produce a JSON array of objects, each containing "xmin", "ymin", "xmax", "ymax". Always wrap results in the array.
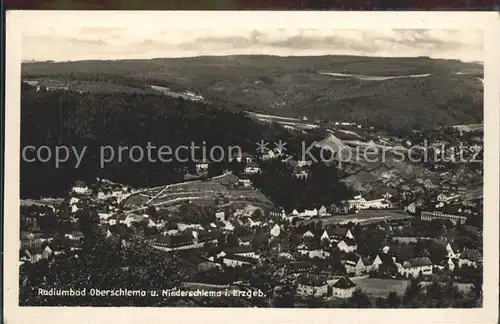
[{"xmin": 20, "ymin": 84, "xmax": 312, "ymax": 198}]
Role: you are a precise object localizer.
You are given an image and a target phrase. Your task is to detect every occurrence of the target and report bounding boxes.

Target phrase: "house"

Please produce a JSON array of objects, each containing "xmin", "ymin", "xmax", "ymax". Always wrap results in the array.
[
  {"xmin": 457, "ymin": 249, "xmax": 480, "ymax": 268},
  {"xmin": 239, "ymin": 179, "xmax": 252, "ymax": 188},
  {"xmin": 248, "ymin": 218, "xmax": 262, "ymax": 228},
  {"xmin": 323, "ymin": 227, "xmax": 355, "ymax": 242},
  {"xmin": 270, "ymin": 208, "xmax": 286, "ymax": 218},
  {"xmin": 296, "ymin": 274, "xmax": 328, "ymax": 297},
  {"xmin": 261, "ymin": 150, "xmax": 277, "ymax": 160},
  {"xmin": 296, "ymin": 160, "xmax": 313, "ymax": 167},
  {"xmin": 222, "ymin": 254, "xmax": 257, "ymax": 268},
  {"xmin": 371, "ymin": 252, "xmax": 397, "ymax": 271},
  {"xmin": 108, "ymin": 213, "xmax": 127, "ymax": 226},
  {"xmin": 342, "ymin": 195, "xmax": 366, "ymax": 210},
  {"xmin": 420, "ymin": 211, "xmax": 467, "ymax": 225},
  {"xmin": 318, "ymin": 205, "xmax": 329, "ymax": 217},
  {"xmin": 196, "ymin": 162, "xmax": 209, "ymax": 173},
  {"xmin": 344, "ymin": 254, "xmax": 373, "ymax": 276},
  {"xmin": 405, "ymin": 202, "xmax": 417, "ymax": 214},
  {"xmin": 153, "ymin": 233, "xmax": 194, "ymax": 249},
  {"xmin": 299, "ymin": 208, "xmax": 318, "ymax": 218},
  {"xmin": 423, "ymin": 179, "xmax": 433, "ymax": 189},
  {"xmin": 177, "ymin": 223, "xmax": 205, "ymax": 232},
  {"xmin": 41, "ymin": 245, "xmax": 53, "ymax": 260},
  {"xmin": 72, "ymin": 181, "xmax": 89, "ymax": 195},
  {"xmin": 244, "ymin": 166, "xmax": 261, "ymax": 174},
  {"xmin": 215, "ymin": 211, "xmax": 225, "ymax": 222},
  {"xmin": 270, "ymin": 224, "xmax": 281, "ymax": 237},
  {"xmin": 69, "ymin": 197, "xmax": 80, "ymax": 205},
  {"xmin": 398, "ymin": 257, "xmax": 433, "ymax": 278},
  {"xmin": 362, "ymin": 198, "xmax": 393, "ymax": 209},
  {"xmin": 294, "ymin": 170, "xmax": 310, "ymax": 180},
  {"xmin": 437, "ymin": 193, "xmax": 449, "ymax": 203},
  {"xmin": 337, "ymin": 238, "xmax": 357, "ymax": 253},
  {"xmin": 331, "ymin": 277, "xmax": 357, "ymax": 298},
  {"xmin": 65, "ymin": 231, "xmax": 84, "ymax": 241},
  {"xmin": 298, "ymin": 249, "xmax": 331, "ymax": 259},
  {"xmin": 302, "ymin": 231, "xmax": 315, "ymax": 238}
]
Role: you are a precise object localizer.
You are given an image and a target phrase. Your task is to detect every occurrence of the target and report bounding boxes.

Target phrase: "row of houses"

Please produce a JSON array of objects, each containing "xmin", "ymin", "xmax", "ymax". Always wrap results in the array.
[{"xmin": 296, "ymin": 275, "xmax": 357, "ymax": 298}]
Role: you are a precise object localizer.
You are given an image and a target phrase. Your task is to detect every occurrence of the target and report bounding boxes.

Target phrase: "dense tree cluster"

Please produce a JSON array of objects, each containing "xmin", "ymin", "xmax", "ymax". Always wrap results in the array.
[
  {"xmin": 19, "ymin": 235, "xmax": 194, "ymax": 306},
  {"xmin": 20, "ymin": 87, "xmax": 291, "ymax": 198},
  {"xmin": 251, "ymin": 159, "xmax": 352, "ymax": 212}
]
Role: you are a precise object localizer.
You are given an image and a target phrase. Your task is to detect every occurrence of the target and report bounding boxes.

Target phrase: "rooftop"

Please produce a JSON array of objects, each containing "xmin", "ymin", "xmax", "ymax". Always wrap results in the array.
[
  {"xmin": 332, "ymin": 277, "xmax": 357, "ymax": 289},
  {"xmin": 297, "ymin": 274, "xmax": 327, "ymax": 287}
]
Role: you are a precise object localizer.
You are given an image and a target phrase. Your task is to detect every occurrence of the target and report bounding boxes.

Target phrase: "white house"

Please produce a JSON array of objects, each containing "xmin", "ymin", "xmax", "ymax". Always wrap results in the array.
[
  {"xmin": 405, "ymin": 203, "xmax": 417, "ymax": 214},
  {"xmin": 362, "ymin": 198, "xmax": 393, "ymax": 209},
  {"xmin": 437, "ymin": 193, "xmax": 448, "ymax": 203},
  {"xmin": 302, "ymin": 231, "xmax": 315, "ymax": 238},
  {"xmin": 337, "ymin": 239, "xmax": 357, "ymax": 253},
  {"xmin": 371, "ymin": 252, "xmax": 396, "ymax": 271},
  {"xmin": 196, "ymin": 162, "xmax": 209, "ymax": 173},
  {"xmin": 248, "ymin": 218, "xmax": 262, "ymax": 228},
  {"xmin": 223, "ymin": 255, "xmax": 255, "ymax": 267},
  {"xmin": 239, "ymin": 179, "xmax": 252, "ymax": 188},
  {"xmin": 215, "ymin": 211, "xmax": 226, "ymax": 222},
  {"xmin": 244, "ymin": 166, "xmax": 261, "ymax": 174},
  {"xmin": 398, "ymin": 257, "xmax": 433, "ymax": 278},
  {"xmin": 318, "ymin": 205, "xmax": 329, "ymax": 217},
  {"xmin": 72, "ymin": 181, "xmax": 89, "ymax": 195},
  {"xmin": 307, "ymin": 249, "xmax": 331, "ymax": 259},
  {"xmin": 296, "ymin": 274, "xmax": 328, "ymax": 297},
  {"xmin": 262, "ymin": 150, "xmax": 277, "ymax": 160},
  {"xmin": 342, "ymin": 195, "xmax": 366, "ymax": 211},
  {"xmin": 71, "ymin": 204, "xmax": 79, "ymax": 214},
  {"xmin": 345, "ymin": 255, "xmax": 373, "ymax": 276},
  {"xmin": 69, "ymin": 197, "xmax": 80, "ymax": 205},
  {"xmin": 97, "ymin": 191, "xmax": 113, "ymax": 200},
  {"xmin": 446, "ymin": 243, "xmax": 460, "ymax": 259},
  {"xmin": 297, "ymin": 160, "xmax": 313, "ymax": 167},
  {"xmin": 270, "ymin": 224, "xmax": 281, "ymax": 237},
  {"xmin": 331, "ymin": 277, "xmax": 357, "ymax": 298},
  {"xmin": 299, "ymin": 208, "xmax": 318, "ymax": 218}
]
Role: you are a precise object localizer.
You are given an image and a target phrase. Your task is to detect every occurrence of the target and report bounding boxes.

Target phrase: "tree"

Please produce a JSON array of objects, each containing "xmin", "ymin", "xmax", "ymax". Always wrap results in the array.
[
  {"xmin": 347, "ymin": 289, "xmax": 371, "ymax": 308},
  {"xmin": 146, "ymin": 206, "xmax": 157, "ymax": 217},
  {"xmin": 402, "ymin": 279, "xmax": 425, "ymax": 307},
  {"xmin": 386, "ymin": 291, "xmax": 401, "ymax": 308}
]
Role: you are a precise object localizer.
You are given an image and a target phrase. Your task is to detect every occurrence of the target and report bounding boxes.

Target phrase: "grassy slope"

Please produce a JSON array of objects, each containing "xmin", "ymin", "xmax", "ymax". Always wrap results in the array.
[{"xmin": 22, "ymin": 55, "xmax": 484, "ymax": 130}]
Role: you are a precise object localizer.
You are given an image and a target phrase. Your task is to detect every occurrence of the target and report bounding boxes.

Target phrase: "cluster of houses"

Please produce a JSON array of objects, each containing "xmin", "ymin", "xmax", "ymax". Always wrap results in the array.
[
  {"xmin": 296, "ymin": 275, "xmax": 357, "ymax": 298},
  {"xmin": 20, "ymin": 228, "xmax": 84, "ymax": 265}
]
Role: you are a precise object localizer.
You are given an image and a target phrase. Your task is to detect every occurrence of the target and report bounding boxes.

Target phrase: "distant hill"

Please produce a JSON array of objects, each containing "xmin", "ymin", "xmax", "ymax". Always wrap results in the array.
[{"xmin": 22, "ymin": 55, "xmax": 484, "ymax": 131}]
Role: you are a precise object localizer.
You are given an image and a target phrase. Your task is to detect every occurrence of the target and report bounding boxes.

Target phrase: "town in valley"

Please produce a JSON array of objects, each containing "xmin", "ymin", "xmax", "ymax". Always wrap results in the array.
[{"xmin": 18, "ymin": 25, "xmax": 484, "ymax": 308}]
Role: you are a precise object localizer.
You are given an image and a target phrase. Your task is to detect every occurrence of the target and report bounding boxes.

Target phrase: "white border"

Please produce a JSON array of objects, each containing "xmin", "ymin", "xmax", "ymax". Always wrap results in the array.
[{"xmin": 4, "ymin": 11, "xmax": 500, "ymax": 324}]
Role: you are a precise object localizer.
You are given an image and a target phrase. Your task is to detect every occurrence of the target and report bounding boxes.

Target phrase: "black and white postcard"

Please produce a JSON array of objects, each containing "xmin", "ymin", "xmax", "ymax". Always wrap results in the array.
[{"xmin": 4, "ymin": 10, "xmax": 500, "ymax": 324}]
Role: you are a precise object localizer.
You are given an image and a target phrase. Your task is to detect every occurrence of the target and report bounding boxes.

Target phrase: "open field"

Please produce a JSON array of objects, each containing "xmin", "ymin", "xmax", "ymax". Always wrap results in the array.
[{"xmin": 351, "ymin": 278, "xmax": 474, "ymax": 298}]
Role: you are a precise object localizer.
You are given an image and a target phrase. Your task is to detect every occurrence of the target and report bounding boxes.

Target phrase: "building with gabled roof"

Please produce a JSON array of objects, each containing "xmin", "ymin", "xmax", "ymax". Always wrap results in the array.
[
  {"xmin": 337, "ymin": 238, "xmax": 357, "ymax": 253},
  {"xmin": 324, "ymin": 227, "xmax": 355, "ymax": 242},
  {"xmin": 331, "ymin": 277, "xmax": 357, "ymax": 298},
  {"xmin": 296, "ymin": 274, "xmax": 328, "ymax": 297},
  {"xmin": 398, "ymin": 257, "xmax": 433, "ymax": 278}
]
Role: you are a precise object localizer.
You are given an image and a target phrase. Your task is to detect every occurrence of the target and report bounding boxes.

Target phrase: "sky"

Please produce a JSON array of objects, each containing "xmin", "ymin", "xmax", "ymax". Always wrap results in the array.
[{"xmin": 18, "ymin": 11, "xmax": 484, "ymax": 62}]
